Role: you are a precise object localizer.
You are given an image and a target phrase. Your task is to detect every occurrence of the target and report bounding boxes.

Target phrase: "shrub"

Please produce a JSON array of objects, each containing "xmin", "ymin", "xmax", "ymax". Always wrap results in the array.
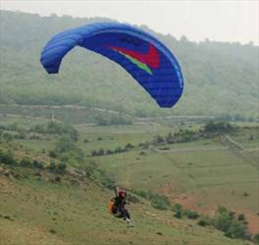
[
  {"xmin": 131, "ymin": 189, "xmax": 170, "ymax": 210},
  {"xmin": 48, "ymin": 151, "xmax": 57, "ymax": 158},
  {"xmin": 56, "ymin": 163, "xmax": 67, "ymax": 174},
  {"xmin": 0, "ymin": 148, "xmax": 16, "ymax": 165},
  {"xmin": 172, "ymin": 203, "xmax": 182, "ymax": 219},
  {"xmin": 243, "ymin": 192, "xmax": 249, "ymax": 197},
  {"xmin": 184, "ymin": 209, "xmax": 199, "ymax": 220},
  {"xmin": 151, "ymin": 193, "xmax": 170, "ymax": 210},
  {"xmin": 212, "ymin": 206, "xmax": 249, "ymax": 240},
  {"xmin": 253, "ymin": 233, "xmax": 259, "ymax": 245},
  {"xmin": 20, "ymin": 157, "xmax": 32, "ymax": 167},
  {"xmin": 237, "ymin": 214, "xmax": 246, "ymax": 222},
  {"xmin": 204, "ymin": 121, "xmax": 234, "ymax": 134},
  {"xmin": 47, "ymin": 160, "xmax": 56, "ymax": 172},
  {"xmin": 125, "ymin": 143, "xmax": 134, "ymax": 150},
  {"xmin": 49, "ymin": 229, "xmax": 56, "ymax": 234},
  {"xmin": 213, "ymin": 207, "xmax": 234, "ymax": 232},
  {"xmin": 91, "ymin": 150, "xmax": 98, "ymax": 157},
  {"xmin": 98, "ymin": 149, "xmax": 105, "ymax": 156},
  {"xmin": 47, "ymin": 161, "xmax": 67, "ymax": 174},
  {"xmin": 106, "ymin": 149, "xmax": 114, "ymax": 155},
  {"xmin": 2, "ymin": 133, "xmax": 13, "ymax": 141},
  {"xmin": 197, "ymin": 216, "xmax": 212, "ymax": 227},
  {"xmin": 32, "ymin": 160, "xmax": 45, "ymax": 169},
  {"xmin": 114, "ymin": 147, "xmax": 123, "ymax": 153},
  {"xmin": 154, "ymin": 135, "xmax": 165, "ymax": 145},
  {"xmin": 225, "ymin": 220, "xmax": 248, "ymax": 239}
]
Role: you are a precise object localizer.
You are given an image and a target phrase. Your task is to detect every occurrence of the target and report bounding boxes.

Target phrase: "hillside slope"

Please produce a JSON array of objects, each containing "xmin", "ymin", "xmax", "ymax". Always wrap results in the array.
[
  {"xmin": 0, "ymin": 117, "xmax": 258, "ymax": 244},
  {"xmin": 0, "ymin": 167, "xmax": 251, "ymax": 245}
]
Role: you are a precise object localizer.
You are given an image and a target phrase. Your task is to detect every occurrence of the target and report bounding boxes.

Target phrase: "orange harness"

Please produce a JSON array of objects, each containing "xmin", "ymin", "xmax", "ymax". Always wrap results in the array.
[{"xmin": 109, "ymin": 199, "xmax": 115, "ymax": 214}]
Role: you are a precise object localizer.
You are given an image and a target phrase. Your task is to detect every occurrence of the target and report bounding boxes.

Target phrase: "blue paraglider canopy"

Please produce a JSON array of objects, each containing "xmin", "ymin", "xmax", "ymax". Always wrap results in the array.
[{"xmin": 40, "ymin": 22, "xmax": 184, "ymax": 108}]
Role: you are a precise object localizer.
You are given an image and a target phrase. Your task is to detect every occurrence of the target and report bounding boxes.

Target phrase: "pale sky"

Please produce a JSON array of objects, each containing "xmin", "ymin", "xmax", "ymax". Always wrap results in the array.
[{"xmin": 1, "ymin": 0, "xmax": 258, "ymax": 44}]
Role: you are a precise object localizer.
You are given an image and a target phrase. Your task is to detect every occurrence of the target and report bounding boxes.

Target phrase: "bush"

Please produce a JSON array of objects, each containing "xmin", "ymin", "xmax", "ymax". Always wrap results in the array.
[
  {"xmin": 204, "ymin": 121, "xmax": 234, "ymax": 134},
  {"xmin": 213, "ymin": 210, "xmax": 233, "ymax": 232},
  {"xmin": 154, "ymin": 135, "xmax": 165, "ymax": 145},
  {"xmin": 98, "ymin": 149, "xmax": 105, "ymax": 156},
  {"xmin": 131, "ymin": 189, "xmax": 170, "ymax": 210},
  {"xmin": 47, "ymin": 160, "xmax": 67, "ymax": 174},
  {"xmin": 91, "ymin": 150, "xmax": 98, "ymax": 157},
  {"xmin": 253, "ymin": 233, "xmax": 259, "ymax": 244},
  {"xmin": 106, "ymin": 149, "xmax": 114, "ymax": 155},
  {"xmin": 184, "ymin": 209, "xmax": 199, "ymax": 220},
  {"xmin": 225, "ymin": 220, "xmax": 248, "ymax": 239},
  {"xmin": 211, "ymin": 206, "xmax": 249, "ymax": 240},
  {"xmin": 32, "ymin": 160, "xmax": 45, "ymax": 169},
  {"xmin": 197, "ymin": 216, "xmax": 212, "ymax": 227},
  {"xmin": 48, "ymin": 151, "xmax": 57, "ymax": 158},
  {"xmin": 243, "ymin": 192, "xmax": 249, "ymax": 197},
  {"xmin": 56, "ymin": 163, "xmax": 67, "ymax": 174},
  {"xmin": 47, "ymin": 160, "xmax": 56, "ymax": 172},
  {"xmin": 237, "ymin": 214, "xmax": 246, "ymax": 222},
  {"xmin": 172, "ymin": 203, "xmax": 182, "ymax": 219},
  {"xmin": 125, "ymin": 143, "xmax": 134, "ymax": 150},
  {"xmin": 114, "ymin": 147, "xmax": 124, "ymax": 154},
  {"xmin": 0, "ymin": 148, "xmax": 16, "ymax": 165},
  {"xmin": 2, "ymin": 133, "xmax": 13, "ymax": 141},
  {"xmin": 151, "ymin": 193, "xmax": 170, "ymax": 210},
  {"xmin": 20, "ymin": 157, "xmax": 32, "ymax": 167}
]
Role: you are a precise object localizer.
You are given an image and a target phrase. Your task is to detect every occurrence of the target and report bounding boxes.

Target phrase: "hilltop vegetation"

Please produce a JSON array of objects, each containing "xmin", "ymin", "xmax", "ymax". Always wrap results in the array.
[{"xmin": 1, "ymin": 10, "xmax": 258, "ymax": 121}]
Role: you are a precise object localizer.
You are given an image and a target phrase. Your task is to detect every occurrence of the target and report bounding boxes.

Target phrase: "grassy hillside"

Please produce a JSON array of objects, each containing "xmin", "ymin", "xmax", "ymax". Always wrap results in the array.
[
  {"xmin": 1, "ymin": 10, "xmax": 258, "ymax": 120},
  {"xmin": 1, "ymin": 116, "xmax": 258, "ymax": 244},
  {"xmin": 0, "ymin": 167, "xmax": 251, "ymax": 245}
]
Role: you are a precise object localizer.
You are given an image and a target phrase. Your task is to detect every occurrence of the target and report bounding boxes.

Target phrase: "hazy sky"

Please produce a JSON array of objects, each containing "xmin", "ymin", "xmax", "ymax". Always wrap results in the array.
[{"xmin": 1, "ymin": 0, "xmax": 258, "ymax": 44}]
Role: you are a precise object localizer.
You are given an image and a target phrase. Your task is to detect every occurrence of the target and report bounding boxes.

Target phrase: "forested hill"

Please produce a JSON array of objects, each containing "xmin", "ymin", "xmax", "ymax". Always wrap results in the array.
[{"xmin": 1, "ymin": 10, "xmax": 258, "ymax": 119}]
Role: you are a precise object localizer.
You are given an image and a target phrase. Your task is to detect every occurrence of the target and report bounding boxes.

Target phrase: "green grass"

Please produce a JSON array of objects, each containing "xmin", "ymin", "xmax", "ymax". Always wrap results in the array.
[
  {"xmin": 76, "ymin": 124, "xmax": 163, "ymax": 155},
  {"xmin": 1, "ymin": 118, "xmax": 258, "ymax": 243},
  {"xmin": 0, "ymin": 170, "xmax": 249, "ymax": 245},
  {"xmin": 15, "ymin": 139, "xmax": 57, "ymax": 152}
]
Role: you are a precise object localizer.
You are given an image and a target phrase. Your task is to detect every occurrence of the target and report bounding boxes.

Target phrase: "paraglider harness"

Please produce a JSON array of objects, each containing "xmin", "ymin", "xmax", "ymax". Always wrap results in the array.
[{"xmin": 109, "ymin": 188, "xmax": 131, "ymax": 221}]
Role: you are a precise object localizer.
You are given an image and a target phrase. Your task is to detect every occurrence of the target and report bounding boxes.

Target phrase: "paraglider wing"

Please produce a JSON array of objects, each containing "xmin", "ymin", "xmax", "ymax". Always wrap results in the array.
[{"xmin": 40, "ymin": 22, "xmax": 184, "ymax": 108}]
